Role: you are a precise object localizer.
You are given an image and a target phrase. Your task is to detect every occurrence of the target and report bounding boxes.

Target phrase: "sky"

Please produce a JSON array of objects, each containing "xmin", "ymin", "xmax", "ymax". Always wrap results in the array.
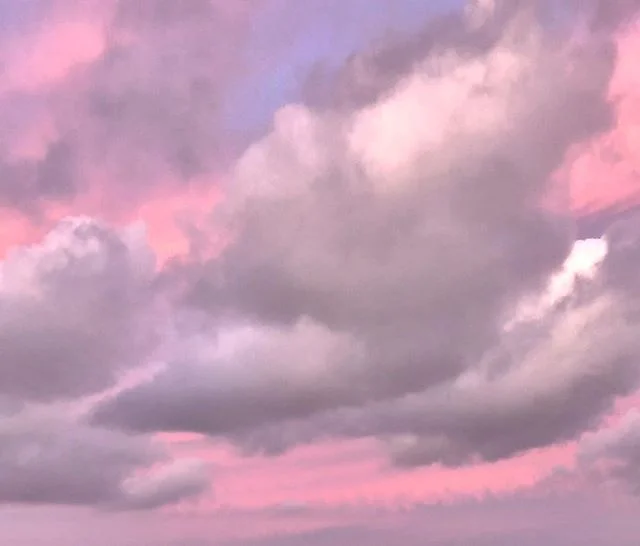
[{"xmin": 1, "ymin": 0, "xmax": 640, "ymax": 544}]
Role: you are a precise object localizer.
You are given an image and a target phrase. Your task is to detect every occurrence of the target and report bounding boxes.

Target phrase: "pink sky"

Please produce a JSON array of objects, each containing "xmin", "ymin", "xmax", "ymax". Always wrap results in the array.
[{"xmin": 1, "ymin": 2, "xmax": 640, "ymax": 545}]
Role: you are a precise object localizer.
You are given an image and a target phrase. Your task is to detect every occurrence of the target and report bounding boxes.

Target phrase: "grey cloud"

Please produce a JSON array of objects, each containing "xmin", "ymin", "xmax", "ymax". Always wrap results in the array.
[
  {"xmin": 92, "ymin": 317, "xmax": 364, "ymax": 435},
  {"xmin": 578, "ymin": 409, "xmax": 640, "ymax": 497},
  {"xmin": 302, "ymin": 9, "xmax": 470, "ymax": 111},
  {"xmin": 93, "ymin": 278, "xmax": 640, "ymax": 464},
  {"xmin": 218, "ymin": 489, "xmax": 640, "ymax": 546},
  {"xmin": 226, "ymin": 528, "xmax": 610, "ymax": 546},
  {"xmin": 191, "ymin": 0, "xmax": 612, "ymax": 337},
  {"xmin": 0, "ymin": 216, "xmax": 155, "ymax": 402},
  {"xmin": 380, "ymin": 289, "xmax": 640, "ymax": 466},
  {"xmin": 2, "ymin": 487, "xmax": 638, "ymax": 545},
  {"xmin": 590, "ymin": 0, "xmax": 640, "ymax": 31},
  {"xmin": 117, "ymin": 457, "xmax": 210, "ymax": 511},
  {"xmin": 226, "ymin": 526, "xmax": 638, "ymax": 546},
  {"xmin": 164, "ymin": 541, "xmax": 215, "ymax": 546},
  {"xmin": 303, "ymin": 0, "xmax": 551, "ymax": 112},
  {"xmin": 91, "ymin": 1, "xmax": 637, "ymax": 468},
  {"xmin": 601, "ymin": 212, "xmax": 640, "ymax": 293},
  {"xmin": 0, "ymin": 141, "xmax": 76, "ymax": 216},
  {"xmin": 0, "ymin": 408, "xmax": 209, "ymax": 509},
  {"xmin": 0, "ymin": 96, "xmax": 75, "ymax": 213},
  {"xmin": 58, "ymin": 0, "xmax": 241, "ymax": 182},
  {"xmin": 223, "ymin": 280, "xmax": 640, "ymax": 462},
  {"xmin": 0, "ymin": 0, "xmax": 258, "ymax": 212}
]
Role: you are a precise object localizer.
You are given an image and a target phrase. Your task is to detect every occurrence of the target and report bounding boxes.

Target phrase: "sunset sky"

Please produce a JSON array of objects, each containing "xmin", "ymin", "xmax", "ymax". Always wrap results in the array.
[{"xmin": 2, "ymin": 1, "xmax": 640, "ymax": 545}]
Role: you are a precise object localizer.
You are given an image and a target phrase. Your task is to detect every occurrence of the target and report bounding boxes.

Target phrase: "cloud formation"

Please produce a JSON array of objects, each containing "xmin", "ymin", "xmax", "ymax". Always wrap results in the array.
[
  {"xmin": 0, "ymin": 215, "xmax": 209, "ymax": 510},
  {"xmin": 579, "ymin": 408, "xmax": 640, "ymax": 497},
  {"xmin": 92, "ymin": 1, "xmax": 640, "ymax": 471},
  {"xmin": 0, "ymin": 407, "xmax": 209, "ymax": 508},
  {"xmin": 2, "ymin": 0, "xmax": 640, "ymax": 526},
  {"xmin": 0, "ymin": 0, "xmax": 257, "ymax": 213},
  {"xmin": 0, "ymin": 217, "xmax": 154, "ymax": 402}
]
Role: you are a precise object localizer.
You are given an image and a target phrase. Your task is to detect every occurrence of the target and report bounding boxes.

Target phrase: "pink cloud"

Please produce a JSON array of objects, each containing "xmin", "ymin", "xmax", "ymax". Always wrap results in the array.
[
  {"xmin": 564, "ymin": 20, "xmax": 640, "ymax": 214},
  {"xmin": 158, "ymin": 435, "xmax": 577, "ymax": 512},
  {"xmin": 4, "ymin": 3, "xmax": 640, "ymax": 546},
  {"xmin": 146, "ymin": 15, "xmax": 640, "ymax": 508},
  {"xmin": 0, "ymin": 4, "xmax": 110, "ymax": 96},
  {"xmin": 7, "ymin": 22, "xmax": 105, "ymax": 92}
]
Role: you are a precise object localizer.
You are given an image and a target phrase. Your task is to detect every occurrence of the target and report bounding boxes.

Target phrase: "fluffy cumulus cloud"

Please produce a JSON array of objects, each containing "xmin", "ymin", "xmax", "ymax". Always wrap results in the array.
[
  {"xmin": 0, "ymin": 216, "xmax": 154, "ymax": 402},
  {"xmin": 0, "ymin": 217, "xmax": 209, "ymax": 509},
  {"xmin": 92, "ymin": 0, "xmax": 640, "ymax": 471}
]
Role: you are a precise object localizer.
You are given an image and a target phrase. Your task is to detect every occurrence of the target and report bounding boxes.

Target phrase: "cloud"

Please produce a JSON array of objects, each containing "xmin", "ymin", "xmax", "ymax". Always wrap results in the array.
[
  {"xmin": 92, "ymin": 317, "xmax": 365, "ymax": 435},
  {"xmin": 55, "ymin": 0, "xmax": 249, "ymax": 182},
  {"xmin": 0, "ymin": 213, "xmax": 210, "ymax": 511},
  {"xmin": 216, "ymin": 240, "xmax": 640, "ymax": 463},
  {"xmin": 562, "ymin": 17, "xmax": 640, "ymax": 215},
  {"xmin": 93, "ymin": 242, "xmax": 640, "ymax": 465},
  {"xmin": 302, "ymin": 0, "xmax": 544, "ymax": 112},
  {"xmin": 0, "ymin": 407, "xmax": 209, "ymax": 508},
  {"xmin": 590, "ymin": 0, "xmax": 640, "ymax": 31},
  {"xmin": 118, "ymin": 457, "xmax": 210, "ymax": 510},
  {"xmin": 0, "ymin": 0, "xmax": 259, "ymax": 213},
  {"xmin": 91, "ymin": 2, "xmax": 640, "ymax": 468},
  {"xmin": 2, "ymin": 0, "xmax": 640, "ymax": 519},
  {"xmin": 571, "ymin": 216, "xmax": 640, "ymax": 497},
  {"xmin": 213, "ymin": 488, "xmax": 640, "ymax": 546},
  {"xmin": 578, "ymin": 409, "xmax": 640, "ymax": 496},
  {"xmin": 0, "ymin": 216, "xmax": 155, "ymax": 402}
]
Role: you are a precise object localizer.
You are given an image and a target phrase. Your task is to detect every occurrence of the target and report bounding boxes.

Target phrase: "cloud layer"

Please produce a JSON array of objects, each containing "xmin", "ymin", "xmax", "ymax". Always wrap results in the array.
[
  {"xmin": 0, "ymin": 407, "xmax": 209, "ymax": 508},
  {"xmin": 2, "ymin": 0, "xmax": 640, "ymax": 530},
  {"xmin": 0, "ymin": 0, "xmax": 258, "ymax": 214},
  {"xmin": 92, "ymin": 1, "xmax": 640, "ymax": 472}
]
